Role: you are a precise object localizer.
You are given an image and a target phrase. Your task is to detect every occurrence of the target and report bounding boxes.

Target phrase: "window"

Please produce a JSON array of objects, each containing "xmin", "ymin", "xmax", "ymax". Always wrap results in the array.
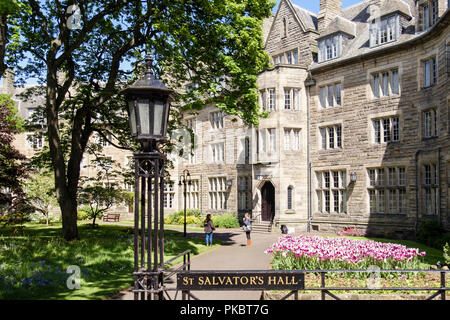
[
  {"xmin": 423, "ymin": 57, "xmax": 437, "ymax": 88},
  {"xmin": 371, "ymin": 68, "xmax": 399, "ymax": 98},
  {"xmin": 210, "ymin": 111, "xmax": 224, "ymax": 129},
  {"xmin": 27, "ymin": 134, "xmax": 44, "ymax": 150},
  {"xmin": 287, "ymin": 51, "xmax": 292, "ymax": 64},
  {"xmin": 293, "ymin": 129, "xmax": 300, "ymax": 151},
  {"xmin": 210, "ymin": 143, "xmax": 224, "ymax": 163},
  {"xmin": 238, "ymin": 176, "xmax": 251, "ymax": 211},
  {"xmin": 268, "ymin": 128, "xmax": 276, "ymax": 153},
  {"xmin": 163, "ymin": 183, "xmax": 175, "ymax": 209},
  {"xmin": 319, "ymin": 83, "xmax": 342, "ymax": 108},
  {"xmin": 287, "ymin": 186, "xmax": 293, "ymax": 210},
  {"xmin": 97, "ymin": 133, "xmax": 112, "ymax": 147},
  {"xmin": 244, "ymin": 137, "xmax": 250, "ymax": 164},
  {"xmin": 367, "ymin": 166, "xmax": 406, "ymax": 214},
  {"xmin": 373, "ymin": 74, "xmax": 380, "ymax": 98},
  {"xmin": 316, "ymin": 170, "xmax": 347, "ymax": 214},
  {"xmin": 282, "ymin": 18, "xmax": 287, "ymax": 38},
  {"xmin": 318, "ymin": 34, "xmax": 342, "ymax": 62},
  {"xmin": 186, "ymin": 118, "xmax": 196, "ymax": 132},
  {"xmin": 370, "ymin": 15, "xmax": 398, "ymax": 47},
  {"xmin": 284, "ymin": 128, "xmax": 301, "ymax": 151},
  {"xmin": 284, "ymin": 88, "xmax": 300, "ymax": 110},
  {"xmin": 268, "ymin": 89, "xmax": 276, "ymax": 111},
  {"xmin": 423, "ymin": 109, "xmax": 438, "ymax": 138},
  {"xmin": 320, "ymin": 124, "xmax": 342, "ymax": 150},
  {"xmin": 372, "ymin": 116, "xmax": 400, "ymax": 143},
  {"xmin": 284, "ymin": 88, "xmax": 291, "ymax": 110},
  {"xmin": 419, "ymin": 0, "xmax": 439, "ymax": 31},
  {"xmin": 209, "ymin": 177, "xmax": 227, "ymax": 210},
  {"xmin": 423, "ymin": 164, "xmax": 438, "ymax": 215},
  {"xmin": 260, "ymin": 90, "xmax": 267, "ymax": 111},
  {"xmin": 284, "ymin": 129, "xmax": 291, "ymax": 151},
  {"xmin": 186, "ymin": 180, "xmax": 200, "ymax": 209},
  {"xmin": 391, "ymin": 70, "xmax": 399, "ymax": 95}
]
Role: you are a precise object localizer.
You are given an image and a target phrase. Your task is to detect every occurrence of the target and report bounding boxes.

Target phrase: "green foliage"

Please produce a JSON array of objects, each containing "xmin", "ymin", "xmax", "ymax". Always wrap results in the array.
[
  {"xmin": 0, "ymin": 94, "xmax": 34, "ymax": 227},
  {"xmin": 5, "ymin": 0, "xmax": 275, "ymax": 241},
  {"xmin": 417, "ymin": 221, "xmax": 450, "ymax": 249},
  {"xmin": 77, "ymin": 206, "xmax": 90, "ymax": 221},
  {"xmin": 444, "ymin": 243, "xmax": 450, "ymax": 266},
  {"xmin": 178, "ymin": 215, "xmax": 202, "ymax": 226},
  {"xmin": 211, "ymin": 213, "xmax": 239, "ymax": 229},
  {"xmin": 165, "ymin": 209, "xmax": 202, "ymax": 225},
  {"xmin": 24, "ymin": 169, "xmax": 58, "ymax": 225}
]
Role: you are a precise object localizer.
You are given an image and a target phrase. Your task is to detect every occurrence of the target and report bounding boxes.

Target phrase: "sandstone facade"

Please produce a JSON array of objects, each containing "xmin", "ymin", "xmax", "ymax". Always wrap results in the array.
[{"xmin": 2, "ymin": 0, "xmax": 449, "ymax": 238}]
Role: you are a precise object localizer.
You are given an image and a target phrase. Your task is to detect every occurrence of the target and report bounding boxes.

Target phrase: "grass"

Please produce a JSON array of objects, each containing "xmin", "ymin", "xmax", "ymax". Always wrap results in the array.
[
  {"xmin": 0, "ymin": 222, "xmax": 219, "ymax": 300},
  {"xmin": 105, "ymin": 220, "xmax": 205, "ymax": 232}
]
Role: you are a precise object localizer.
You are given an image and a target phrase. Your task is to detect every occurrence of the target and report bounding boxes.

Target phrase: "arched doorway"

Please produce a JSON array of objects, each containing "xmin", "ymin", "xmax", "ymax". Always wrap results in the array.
[{"xmin": 261, "ymin": 181, "xmax": 275, "ymax": 222}]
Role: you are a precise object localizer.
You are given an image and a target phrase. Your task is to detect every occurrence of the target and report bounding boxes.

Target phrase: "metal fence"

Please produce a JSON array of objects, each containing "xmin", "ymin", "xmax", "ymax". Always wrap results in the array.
[{"xmin": 134, "ymin": 251, "xmax": 449, "ymax": 301}]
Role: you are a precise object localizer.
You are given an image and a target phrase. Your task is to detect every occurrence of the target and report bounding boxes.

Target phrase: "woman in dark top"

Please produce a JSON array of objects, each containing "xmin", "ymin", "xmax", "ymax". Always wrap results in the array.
[{"xmin": 204, "ymin": 214, "xmax": 215, "ymax": 247}]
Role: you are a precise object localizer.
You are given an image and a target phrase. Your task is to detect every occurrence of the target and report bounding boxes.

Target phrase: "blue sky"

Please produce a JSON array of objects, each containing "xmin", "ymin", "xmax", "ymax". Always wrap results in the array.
[{"xmin": 275, "ymin": 0, "xmax": 363, "ymax": 13}]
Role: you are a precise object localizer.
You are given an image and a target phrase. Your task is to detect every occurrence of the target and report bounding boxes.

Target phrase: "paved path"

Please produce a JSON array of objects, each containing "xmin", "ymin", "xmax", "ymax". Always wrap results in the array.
[{"xmin": 111, "ymin": 227, "xmax": 283, "ymax": 300}]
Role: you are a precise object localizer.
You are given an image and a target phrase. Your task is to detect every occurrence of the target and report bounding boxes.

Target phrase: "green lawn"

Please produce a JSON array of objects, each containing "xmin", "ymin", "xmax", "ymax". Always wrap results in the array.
[
  {"xmin": 107, "ymin": 220, "xmax": 205, "ymax": 232},
  {"xmin": 0, "ymin": 223, "xmax": 218, "ymax": 300}
]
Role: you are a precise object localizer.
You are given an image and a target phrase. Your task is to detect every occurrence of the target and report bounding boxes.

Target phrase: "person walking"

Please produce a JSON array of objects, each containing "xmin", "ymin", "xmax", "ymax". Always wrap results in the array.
[
  {"xmin": 203, "ymin": 214, "xmax": 215, "ymax": 247},
  {"xmin": 243, "ymin": 213, "xmax": 252, "ymax": 246}
]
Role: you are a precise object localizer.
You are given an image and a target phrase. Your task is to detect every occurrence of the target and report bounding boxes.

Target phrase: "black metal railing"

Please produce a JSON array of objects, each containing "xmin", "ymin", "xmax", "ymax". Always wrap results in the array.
[
  {"xmin": 175, "ymin": 269, "xmax": 449, "ymax": 301},
  {"xmin": 276, "ymin": 269, "xmax": 449, "ymax": 301}
]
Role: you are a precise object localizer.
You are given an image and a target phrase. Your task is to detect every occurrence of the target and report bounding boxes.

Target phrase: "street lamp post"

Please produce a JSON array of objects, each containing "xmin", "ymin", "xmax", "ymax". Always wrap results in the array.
[
  {"xmin": 178, "ymin": 169, "xmax": 191, "ymax": 237},
  {"xmin": 123, "ymin": 56, "xmax": 175, "ymax": 300}
]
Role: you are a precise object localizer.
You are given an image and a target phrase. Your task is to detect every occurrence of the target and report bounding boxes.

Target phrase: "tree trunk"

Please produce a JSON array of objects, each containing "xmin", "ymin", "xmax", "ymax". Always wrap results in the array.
[
  {"xmin": 60, "ymin": 194, "xmax": 79, "ymax": 240},
  {"xmin": 0, "ymin": 14, "xmax": 8, "ymax": 77}
]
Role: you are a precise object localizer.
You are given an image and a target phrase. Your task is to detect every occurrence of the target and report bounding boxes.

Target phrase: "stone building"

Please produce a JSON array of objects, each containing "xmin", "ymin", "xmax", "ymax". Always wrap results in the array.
[
  {"xmin": 307, "ymin": 0, "xmax": 450, "ymax": 237},
  {"xmin": 2, "ymin": 0, "xmax": 449, "ymax": 237}
]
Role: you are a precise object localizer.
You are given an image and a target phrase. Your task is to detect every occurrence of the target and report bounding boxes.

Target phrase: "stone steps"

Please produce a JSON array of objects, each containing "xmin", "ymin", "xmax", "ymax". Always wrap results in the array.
[{"xmin": 250, "ymin": 220, "xmax": 273, "ymax": 234}]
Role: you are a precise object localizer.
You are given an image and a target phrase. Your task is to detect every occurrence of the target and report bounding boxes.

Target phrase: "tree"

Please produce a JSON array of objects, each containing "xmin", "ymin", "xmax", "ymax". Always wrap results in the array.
[
  {"xmin": 24, "ymin": 169, "xmax": 58, "ymax": 226},
  {"xmin": 0, "ymin": 0, "xmax": 25, "ymax": 76},
  {"xmin": 8, "ymin": 0, "xmax": 275, "ymax": 241},
  {"xmin": 0, "ymin": 94, "xmax": 34, "ymax": 227},
  {"xmin": 78, "ymin": 156, "xmax": 127, "ymax": 227}
]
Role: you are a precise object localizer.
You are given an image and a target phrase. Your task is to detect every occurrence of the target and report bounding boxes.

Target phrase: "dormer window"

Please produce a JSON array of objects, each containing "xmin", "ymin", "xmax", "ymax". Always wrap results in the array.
[
  {"xmin": 418, "ymin": 0, "xmax": 438, "ymax": 31},
  {"xmin": 370, "ymin": 14, "xmax": 399, "ymax": 47},
  {"xmin": 318, "ymin": 34, "xmax": 342, "ymax": 63}
]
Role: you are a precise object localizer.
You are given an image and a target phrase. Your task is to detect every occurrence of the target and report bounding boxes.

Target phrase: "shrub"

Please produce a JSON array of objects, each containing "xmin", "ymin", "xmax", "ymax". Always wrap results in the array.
[
  {"xmin": 165, "ymin": 209, "xmax": 202, "ymax": 225},
  {"xmin": 177, "ymin": 215, "xmax": 201, "ymax": 226},
  {"xmin": 212, "ymin": 213, "xmax": 239, "ymax": 229},
  {"xmin": 417, "ymin": 221, "xmax": 450, "ymax": 249},
  {"xmin": 77, "ymin": 206, "xmax": 91, "ymax": 221},
  {"xmin": 444, "ymin": 243, "xmax": 450, "ymax": 267}
]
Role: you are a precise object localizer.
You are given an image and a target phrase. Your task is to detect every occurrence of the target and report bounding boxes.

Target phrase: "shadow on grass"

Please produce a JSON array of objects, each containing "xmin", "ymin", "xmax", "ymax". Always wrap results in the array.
[{"xmin": 0, "ymin": 223, "xmax": 220, "ymax": 300}]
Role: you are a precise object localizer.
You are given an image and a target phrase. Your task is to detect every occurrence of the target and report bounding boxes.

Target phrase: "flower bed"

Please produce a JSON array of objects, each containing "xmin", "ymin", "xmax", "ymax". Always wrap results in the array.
[{"xmin": 265, "ymin": 235, "xmax": 426, "ymax": 271}]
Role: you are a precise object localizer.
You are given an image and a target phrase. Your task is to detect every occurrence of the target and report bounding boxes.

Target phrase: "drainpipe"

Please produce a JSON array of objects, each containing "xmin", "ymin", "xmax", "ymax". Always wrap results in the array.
[
  {"xmin": 305, "ymin": 74, "xmax": 316, "ymax": 233},
  {"xmin": 414, "ymin": 149, "xmax": 422, "ymax": 239}
]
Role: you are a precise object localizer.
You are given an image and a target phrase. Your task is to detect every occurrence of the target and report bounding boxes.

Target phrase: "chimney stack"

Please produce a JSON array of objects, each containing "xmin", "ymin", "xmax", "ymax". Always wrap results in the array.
[
  {"xmin": 317, "ymin": 0, "xmax": 343, "ymax": 33},
  {"xmin": 0, "ymin": 69, "xmax": 15, "ymax": 95}
]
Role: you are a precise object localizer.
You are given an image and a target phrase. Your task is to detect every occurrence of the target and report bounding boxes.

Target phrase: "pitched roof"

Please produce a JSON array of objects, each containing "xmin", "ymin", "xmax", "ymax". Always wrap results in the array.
[
  {"xmin": 311, "ymin": 0, "xmax": 421, "ymax": 69},
  {"xmin": 291, "ymin": 4, "xmax": 318, "ymax": 31},
  {"xmin": 317, "ymin": 16, "xmax": 356, "ymax": 39}
]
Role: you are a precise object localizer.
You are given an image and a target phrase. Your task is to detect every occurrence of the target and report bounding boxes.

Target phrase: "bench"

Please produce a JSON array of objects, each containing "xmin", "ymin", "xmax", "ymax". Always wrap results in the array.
[{"xmin": 102, "ymin": 213, "xmax": 120, "ymax": 222}]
